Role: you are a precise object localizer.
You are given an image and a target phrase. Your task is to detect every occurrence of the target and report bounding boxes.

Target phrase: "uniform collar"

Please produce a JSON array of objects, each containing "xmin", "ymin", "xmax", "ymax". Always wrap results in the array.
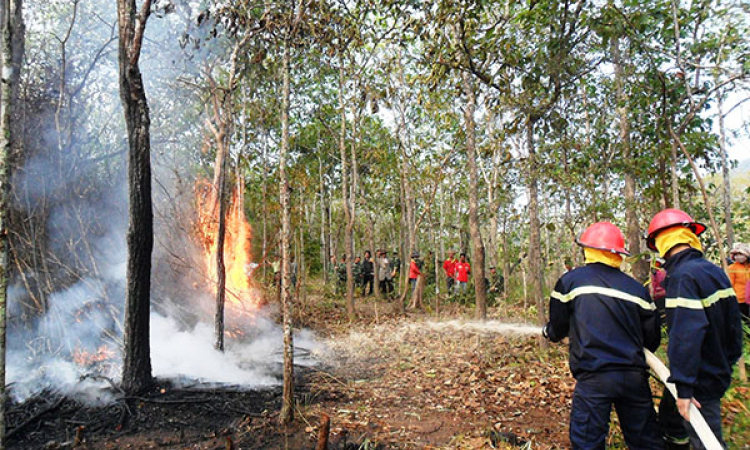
[{"xmin": 663, "ymin": 247, "xmax": 703, "ymax": 272}]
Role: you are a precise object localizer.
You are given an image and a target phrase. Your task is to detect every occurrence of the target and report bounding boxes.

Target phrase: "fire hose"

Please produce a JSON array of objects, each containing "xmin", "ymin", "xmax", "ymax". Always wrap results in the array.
[
  {"xmin": 538, "ymin": 325, "xmax": 722, "ymax": 449},
  {"xmin": 644, "ymin": 349, "xmax": 723, "ymax": 450}
]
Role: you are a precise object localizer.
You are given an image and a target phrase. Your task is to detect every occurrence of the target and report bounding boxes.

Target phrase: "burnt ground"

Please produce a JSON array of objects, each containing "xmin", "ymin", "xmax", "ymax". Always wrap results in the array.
[{"xmin": 7, "ymin": 372, "xmax": 322, "ymax": 450}]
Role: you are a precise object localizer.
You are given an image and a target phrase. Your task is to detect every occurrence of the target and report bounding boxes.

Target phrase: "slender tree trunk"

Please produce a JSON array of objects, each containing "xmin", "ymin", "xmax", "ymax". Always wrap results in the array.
[
  {"xmin": 337, "ymin": 62, "xmax": 355, "ymax": 321},
  {"xmin": 262, "ymin": 133, "xmax": 268, "ymax": 281},
  {"xmin": 461, "ymin": 70, "xmax": 486, "ymax": 319},
  {"xmin": 502, "ymin": 210, "xmax": 510, "ymax": 302},
  {"xmin": 670, "ymin": 138, "xmax": 680, "ymax": 209},
  {"xmin": 278, "ymin": 38, "xmax": 295, "ymax": 425},
  {"xmin": 659, "ymin": 155, "xmax": 670, "ymax": 209},
  {"xmin": 0, "ymin": 0, "xmax": 21, "ymax": 444},
  {"xmin": 526, "ymin": 120, "xmax": 546, "ymax": 342},
  {"xmin": 300, "ymin": 227, "xmax": 306, "ymax": 304},
  {"xmin": 396, "ymin": 51, "xmax": 415, "ymax": 305},
  {"xmin": 487, "ymin": 108, "xmax": 501, "ymax": 269},
  {"xmin": 668, "ymin": 127, "xmax": 728, "ymax": 268},
  {"xmin": 117, "ymin": 0, "xmax": 153, "ymax": 395},
  {"xmin": 716, "ymin": 87, "xmax": 734, "ymax": 248},
  {"xmin": 582, "ymin": 88, "xmax": 598, "ymax": 224},
  {"xmin": 349, "ymin": 105, "xmax": 360, "ymax": 299},
  {"xmin": 319, "ymin": 154, "xmax": 328, "ymax": 283},
  {"xmin": 367, "ymin": 213, "xmax": 378, "ymax": 297},
  {"xmin": 611, "ymin": 36, "xmax": 646, "ymax": 281},
  {"xmin": 213, "ymin": 134, "xmax": 228, "ymax": 351}
]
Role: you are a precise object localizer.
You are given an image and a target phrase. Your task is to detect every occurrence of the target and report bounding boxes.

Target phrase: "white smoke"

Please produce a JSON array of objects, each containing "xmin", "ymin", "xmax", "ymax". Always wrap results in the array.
[
  {"xmin": 151, "ymin": 312, "xmax": 321, "ymax": 388},
  {"xmin": 7, "ymin": 0, "xmax": 321, "ymax": 404}
]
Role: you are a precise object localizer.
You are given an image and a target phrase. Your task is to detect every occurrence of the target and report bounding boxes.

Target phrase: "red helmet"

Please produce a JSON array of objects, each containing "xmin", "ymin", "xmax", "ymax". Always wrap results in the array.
[
  {"xmin": 576, "ymin": 222, "xmax": 629, "ymax": 255},
  {"xmin": 646, "ymin": 208, "xmax": 706, "ymax": 251}
]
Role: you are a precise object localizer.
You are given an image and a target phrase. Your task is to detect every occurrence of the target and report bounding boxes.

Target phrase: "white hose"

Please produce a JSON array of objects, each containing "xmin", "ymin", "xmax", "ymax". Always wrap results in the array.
[{"xmin": 644, "ymin": 349, "xmax": 723, "ymax": 450}]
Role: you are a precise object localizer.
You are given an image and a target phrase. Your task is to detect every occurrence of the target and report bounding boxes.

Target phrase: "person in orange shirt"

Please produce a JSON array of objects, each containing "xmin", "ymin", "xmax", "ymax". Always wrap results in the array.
[{"xmin": 728, "ymin": 243, "xmax": 750, "ymax": 322}]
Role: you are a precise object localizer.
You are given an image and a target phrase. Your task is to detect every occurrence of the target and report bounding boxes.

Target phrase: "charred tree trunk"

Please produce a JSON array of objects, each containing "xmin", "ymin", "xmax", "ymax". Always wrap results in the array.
[
  {"xmin": 205, "ymin": 36, "xmax": 246, "ymax": 350},
  {"xmin": 461, "ymin": 70, "xmax": 486, "ymax": 320},
  {"xmin": 278, "ymin": 38, "xmax": 295, "ymax": 425},
  {"xmin": 213, "ymin": 137, "xmax": 229, "ymax": 351},
  {"xmin": 611, "ymin": 36, "xmax": 646, "ymax": 281},
  {"xmin": 117, "ymin": 0, "xmax": 153, "ymax": 395},
  {"xmin": 0, "ymin": 0, "xmax": 22, "ymax": 444}
]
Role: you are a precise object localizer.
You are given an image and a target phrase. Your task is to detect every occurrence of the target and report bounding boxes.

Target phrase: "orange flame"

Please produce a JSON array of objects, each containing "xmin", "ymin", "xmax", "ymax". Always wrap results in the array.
[
  {"xmin": 73, "ymin": 345, "xmax": 115, "ymax": 367},
  {"xmin": 196, "ymin": 178, "xmax": 259, "ymax": 313}
]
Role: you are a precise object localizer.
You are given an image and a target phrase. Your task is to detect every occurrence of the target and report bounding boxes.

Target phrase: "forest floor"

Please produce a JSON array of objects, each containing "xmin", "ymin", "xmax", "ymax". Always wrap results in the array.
[{"xmin": 7, "ymin": 279, "xmax": 750, "ymax": 449}]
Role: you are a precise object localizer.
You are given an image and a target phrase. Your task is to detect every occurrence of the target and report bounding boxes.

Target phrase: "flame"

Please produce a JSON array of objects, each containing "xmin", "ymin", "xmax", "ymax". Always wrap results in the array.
[
  {"xmin": 73, "ymin": 344, "xmax": 115, "ymax": 367},
  {"xmin": 196, "ymin": 178, "xmax": 259, "ymax": 313}
]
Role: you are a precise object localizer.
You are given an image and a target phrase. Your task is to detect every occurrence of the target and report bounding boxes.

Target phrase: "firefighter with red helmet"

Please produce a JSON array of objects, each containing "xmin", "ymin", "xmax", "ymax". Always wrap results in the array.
[
  {"xmin": 646, "ymin": 208, "xmax": 743, "ymax": 449},
  {"xmin": 543, "ymin": 222, "xmax": 662, "ymax": 450}
]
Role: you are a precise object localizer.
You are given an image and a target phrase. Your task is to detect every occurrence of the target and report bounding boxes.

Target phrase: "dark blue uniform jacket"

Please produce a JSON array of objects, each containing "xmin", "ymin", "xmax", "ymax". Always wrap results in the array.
[
  {"xmin": 663, "ymin": 248, "xmax": 743, "ymax": 401},
  {"xmin": 546, "ymin": 263, "xmax": 661, "ymax": 377}
]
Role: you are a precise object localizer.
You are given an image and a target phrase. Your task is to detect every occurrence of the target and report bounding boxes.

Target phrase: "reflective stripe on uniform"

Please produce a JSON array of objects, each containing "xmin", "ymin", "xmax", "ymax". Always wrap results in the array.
[
  {"xmin": 551, "ymin": 285, "xmax": 656, "ymax": 311},
  {"xmin": 665, "ymin": 288, "xmax": 736, "ymax": 310}
]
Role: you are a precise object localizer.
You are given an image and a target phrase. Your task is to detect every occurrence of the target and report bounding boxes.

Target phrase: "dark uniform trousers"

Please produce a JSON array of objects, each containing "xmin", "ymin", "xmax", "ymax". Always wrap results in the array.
[{"xmin": 571, "ymin": 371, "xmax": 663, "ymax": 450}]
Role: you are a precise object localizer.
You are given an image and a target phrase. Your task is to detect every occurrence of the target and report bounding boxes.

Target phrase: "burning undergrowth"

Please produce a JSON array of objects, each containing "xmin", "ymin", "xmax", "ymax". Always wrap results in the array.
[{"xmin": 7, "ymin": 158, "xmax": 321, "ymax": 406}]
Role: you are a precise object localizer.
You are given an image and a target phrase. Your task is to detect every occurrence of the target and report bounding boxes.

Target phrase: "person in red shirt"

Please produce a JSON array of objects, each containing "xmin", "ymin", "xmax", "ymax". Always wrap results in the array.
[
  {"xmin": 455, "ymin": 253, "xmax": 471, "ymax": 293},
  {"xmin": 443, "ymin": 251, "xmax": 457, "ymax": 293},
  {"xmin": 409, "ymin": 252, "xmax": 422, "ymax": 294}
]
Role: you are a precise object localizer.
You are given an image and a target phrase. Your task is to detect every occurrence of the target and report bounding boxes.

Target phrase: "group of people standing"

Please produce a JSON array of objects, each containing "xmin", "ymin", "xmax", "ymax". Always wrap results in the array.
[
  {"xmin": 329, "ymin": 249, "xmax": 401, "ymax": 297},
  {"xmin": 441, "ymin": 251, "xmax": 504, "ymax": 296},
  {"xmin": 543, "ymin": 208, "xmax": 744, "ymax": 450}
]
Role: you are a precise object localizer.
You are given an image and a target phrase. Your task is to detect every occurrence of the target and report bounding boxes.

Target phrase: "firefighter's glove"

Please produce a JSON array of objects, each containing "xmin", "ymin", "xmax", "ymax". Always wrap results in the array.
[{"xmin": 542, "ymin": 324, "xmax": 550, "ymax": 340}]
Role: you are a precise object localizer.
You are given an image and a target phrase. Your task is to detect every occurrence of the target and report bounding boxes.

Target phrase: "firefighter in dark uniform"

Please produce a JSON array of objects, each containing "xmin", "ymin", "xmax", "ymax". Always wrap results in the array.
[
  {"xmin": 646, "ymin": 208, "xmax": 743, "ymax": 450},
  {"xmin": 542, "ymin": 222, "xmax": 663, "ymax": 450}
]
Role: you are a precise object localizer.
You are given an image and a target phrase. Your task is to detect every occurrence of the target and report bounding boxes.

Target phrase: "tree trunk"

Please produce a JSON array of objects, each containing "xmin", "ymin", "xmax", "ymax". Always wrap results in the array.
[
  {"xmin": 0, "ymin": 0, "xmax": 22, "ymax": 444},
  {"xmin": 487, "ymin": 108, "xmax": 501, "ymax": 269},
  {"xmin": 319, "ymin": 154, "xmax": 328, "ymax": 283},
  {"xmin": 349, "ymin": 105, "xmax": 361, "ymax": 300},
  {"xmin": 659, "ymin": 155, "xmax": 670, "ymax": 209},
  {"xmin": 117, "ymin": 0, "xmax": 153, "ymax": 395},
  {"xmin": 278, "ymin": 38, "xmax": 294, "ymax": 425},
  {"xmin": 611, "ymin": 36, "xmax": 646, "ymax": 281},
  {"xmin": 461, "ymin": 70, "xmax": 486, "ymax": 320},
  {"xmin": 670, "ymin": 139, "xmax": 680, "ymax": 209},
  {"xmin": 262, "ymin": 133, "xmax": 268, "ymax": 281},
  {"xmin": 395, "ymin": 51, "xmax": 415, "ymax": 303},
  {"xmin": 213, "ymin": 134, "xmax": 228, "ymax": 351},
  {"xmin": 716, "ymin": 86, "xmax": 734, "ymax": 248},
  {"xmin": 367, "ymin": 213, "xmax": 379, "ymax": 297},
  {"xmin": 583, "ymin": 88, "xmax": 598, "ymax": 224},
  {"xmin": 408, "ymin": 274, "xmax": 425, "ymax": 309},
  {"xmin": 337, "ymin": 61, "xmax": 355, "ymax": 321},
  {"xmin": 502, "ymin": 210, "xmax": 510, "ymax": 302},
  {"xmin": 526, "ymin": 120, "xmax": 546, "ymax": 341}
]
